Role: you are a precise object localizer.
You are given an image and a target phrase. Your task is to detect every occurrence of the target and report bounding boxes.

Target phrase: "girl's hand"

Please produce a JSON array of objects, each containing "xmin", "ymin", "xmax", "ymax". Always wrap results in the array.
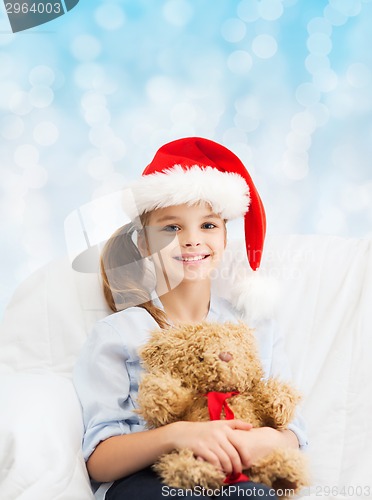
[
  {"xmin": 168, "ymin": 420, "xmax": 252, "ymax": 476},
  {"xmin": 229, "ymin": 427, "xmax": 299, "ymax": 469}
]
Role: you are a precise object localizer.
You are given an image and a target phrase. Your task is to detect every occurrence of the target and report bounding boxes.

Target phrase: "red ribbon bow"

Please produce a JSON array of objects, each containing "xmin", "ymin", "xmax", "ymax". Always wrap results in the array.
[
  {"xmin": 205, "ymin": 391, "xmax": 239, "ymax": 421},
  {"xmin": 204, "ymin": 391, "xmax": 250, "ymax": 484}
]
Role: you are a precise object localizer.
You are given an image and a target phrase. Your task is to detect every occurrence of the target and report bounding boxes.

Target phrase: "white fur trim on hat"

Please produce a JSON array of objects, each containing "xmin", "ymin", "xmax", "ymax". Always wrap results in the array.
[{"xmin": 127, "ymin": 165, "xmax": 250, "ymax": 220}]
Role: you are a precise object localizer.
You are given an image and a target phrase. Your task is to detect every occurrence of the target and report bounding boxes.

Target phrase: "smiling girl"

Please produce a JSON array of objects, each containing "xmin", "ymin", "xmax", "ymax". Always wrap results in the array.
[{"xmin": 73, "ymin": 137, "xmax": 308, "ymax": 500}]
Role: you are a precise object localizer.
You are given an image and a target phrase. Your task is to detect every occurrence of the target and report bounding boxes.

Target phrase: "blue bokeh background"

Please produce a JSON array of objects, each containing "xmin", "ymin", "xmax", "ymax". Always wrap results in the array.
[{"xmin": 0, "ymin": 0, "xmax": 372, "ymax": 317}]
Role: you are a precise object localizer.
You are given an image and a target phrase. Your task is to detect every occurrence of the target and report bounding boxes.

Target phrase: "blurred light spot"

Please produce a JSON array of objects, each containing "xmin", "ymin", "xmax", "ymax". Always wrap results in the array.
[
  {"xmin": 8, "ymin": 90, "xmax": 32, "ymax": 116},
  {"xmin": 315, "ymin": 206, "xmax": 347, "ymax": 234},
  {"xmin": 74, "ymin": 63, "xmax": 105, "ymax": 90},
  {"xmin": 94, "ymin": 3, "xmax": 126, "ymax": 30},
  {"xmin": 29, "ymin": 86, "xmax": 54, "ymax": 108},
  {"xmin": 84, "ymin": 105, "xmax": 111, "ymax": 126},
  {"xmin": 96, "ymin": 75, "xmax": 118, "ymax": 95},
  {"xmin": 307, "ymin": 33, "xmax": 332, "ymax": 56},
  {"xmin": 171, "ymin": 102, "xmax": 197, "ymax": 124},
  {"xmin": 29, "ymin": 65, "xmax": 55, "ymax": 86},
  {"xmin": 291, "ymin": 111, "xmax": 317, "ymax": 135},
  {"xmin": 0, "ymin": 53, "xmax": 13, "ymax": 79},
  {"xmin": 89, "ymin": 125, "xmax": 115, "ymax": 148},
  {"xmin": 71, "ymin": 35, "xmax": 102, "ymax": 61},
  {"xmin": 326, "ymin": 91, "xmax": 354, "ymax": 119},
  {"xmin": 223, "ymin": 128, "xmax": 247, "ymax": 145},
  {"xmin": 2, "ymin": 169, "xmax": 27, "ymax": 196},
  {"xmin": 313, "ymin": 68, "xmax": 338, "ymax": 92},
  {"xmin": 252, "ymin": 34, "xmax": 277, "ymax": 59},
  {"xmin": 331, "ymin": 144, "xmax": 357, "ymax": 173},
  {"xmin": 258, "ymin": 0, "xmax": 284, "ymax": 21},
  {"xmin": 22, "ymin": 194, "xmax": 50, "ymax": 226},
  {"xmin": 131, "ymin": 120, "xmax": 156, "ymax": 145},
  {"xmin": 235, "ymin": 95, "xmax": 261, "ymax": 121},
  {"xmin": 286, "ymin": 131, "xmax": 312, "ymax": 152},
  {"xmin": 14, "ymin": 144, "xmax": 40, "ymax": 168},
  {"xmin": 53, "ymin": 69, "xmax": 66, "ymax": 90},
  {"xmin": 81, "ymin": 91, "xmax": 107, "ymax": 110},
  {"xmin": 22, "ymin": 230, "xmax": 53, "ymax": 264},
  {"xmin": 22, "ymin": 165, "xmax": 48, "ymax": 189},
  {"xmin": 92, "ymin": 173, "xmax": 128, "ymax": 199},
  {"xmin": 0, "ymin": 115, "xmax": 24, "ymax": 140},
  {"xmin": 282, "ymin": 153, "xmax": 309, "ymax": 180},
  {"xmin": 170, "ymin": 123, "xmax": 196, "ymax": 137},
  {"xmin": 227, "ymin": 50, "xmax": 253, "ymax": 74},
  {"xmin": 295, "ymin": 82, "xmax": 321, "ymax": 106},
  {"xmin": 307, "ymin": 17, "xmax": 332, "ymax": 36},
  {"xmin": 163, "ymin": 0, "xmax": 193, "ymax": 26},
  {"xmin": 85, "ymin": 156, "xmax": 114, "ymax": 181},
  {"xmin": 221, "ymin": 18, "xmax": 246, "ymax": 43},
  {"xmin": 341, "ymin": 182, "xmax": 372, "ymax": 212},
  {"xmin": 33, "ymin": 121, "xmax": 59, "ymax": 146},
  {"xmin": 329, "ymin": 0, "xmax": 361, "ymax": 16},
  {"xmin": 234, "ymin": 113, "xmax": 260, "ymax": 132},
  {"xmin": 231, "ymin": 143, "xmax": 253, "ymax": 164},
  {"xmin": 146, "ymin": 76, "xmax": 176, "ymax": 103},
  {"xmin": 0, "ymin": 19, "xmax": 15, "ymax": 46},
  {"xmin": 323, "ymin": 5, "xmax": 348, "ymax": 25},
  {"xmin": 347, "ymin": 63, "xmax": 371, "ymax": 88},
  {"xmin": 237, "ymin": 0, "xmax": 260, "ymax": 22},
  {"xmin": 305, "ymin": 54, "xmax": 330, "ymax": 75},
  {"xmin": 307, "ymin": 102, "xmax": 330, "ymax": 127},
  {"xmin": 0, "ymin": 191, "xmax": 25, "ymax": 224},
  {"xmin": 101, "ymin": 138, "xmax": 126, "ymax": 161}
]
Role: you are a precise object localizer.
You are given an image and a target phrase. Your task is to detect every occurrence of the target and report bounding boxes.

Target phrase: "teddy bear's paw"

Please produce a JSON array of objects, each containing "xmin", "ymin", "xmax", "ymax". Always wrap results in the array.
[
  {"xmin": 260, "ymin": 379, "xmax": 301, "ymax": 429},
  {"xmin": 154, "ymin": 449, "xmax": 225, "ymax": 490},
  {"xmin": 248, "ymin": 448, "xmax": 310, "ymax": 497},
  {"xmin": 137, "ymin": 373, "xmax": 193, "ymax": 427}
]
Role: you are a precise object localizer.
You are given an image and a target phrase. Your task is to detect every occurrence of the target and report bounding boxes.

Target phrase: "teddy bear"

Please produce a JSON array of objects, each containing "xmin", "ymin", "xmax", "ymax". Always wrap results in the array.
[{"xmin": 136, "ymin": 321, "xmax": 309, "ymax": 496}]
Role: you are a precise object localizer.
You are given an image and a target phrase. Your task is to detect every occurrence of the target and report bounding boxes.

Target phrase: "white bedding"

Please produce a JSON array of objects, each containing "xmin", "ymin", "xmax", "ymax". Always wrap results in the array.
[{"xmin": 0, "ymin": 234, "xmax": 371, "ymax": 499}]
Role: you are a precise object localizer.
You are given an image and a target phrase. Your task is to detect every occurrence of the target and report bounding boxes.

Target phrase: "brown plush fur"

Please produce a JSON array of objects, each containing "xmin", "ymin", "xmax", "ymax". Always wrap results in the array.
[{"xmin": 137, "ymin": 321, "xmax": 309, "ymax": 497}]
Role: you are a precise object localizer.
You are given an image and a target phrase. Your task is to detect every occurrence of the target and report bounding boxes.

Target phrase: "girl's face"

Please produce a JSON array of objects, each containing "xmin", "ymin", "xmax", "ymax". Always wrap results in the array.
[{"xmin": 139, "ymin": 202, "xmax": 227, "ymax": 288}]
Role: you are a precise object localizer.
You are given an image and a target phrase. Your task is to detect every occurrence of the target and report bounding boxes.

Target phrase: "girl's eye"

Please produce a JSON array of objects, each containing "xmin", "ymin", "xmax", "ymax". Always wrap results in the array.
[
  {"xmin": 163, "ymin": 225, "xmax": 180, "ymax": 232},
  {"xmin": 202, "ymin": 222, "xmax": 217, "ymax": 229}
]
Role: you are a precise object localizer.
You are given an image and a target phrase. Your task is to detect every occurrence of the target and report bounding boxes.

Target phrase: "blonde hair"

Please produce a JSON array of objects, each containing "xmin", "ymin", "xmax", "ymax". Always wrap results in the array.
[{"xmin": 100, "ymin": 213, "xmax": 169, "ymax": 329}]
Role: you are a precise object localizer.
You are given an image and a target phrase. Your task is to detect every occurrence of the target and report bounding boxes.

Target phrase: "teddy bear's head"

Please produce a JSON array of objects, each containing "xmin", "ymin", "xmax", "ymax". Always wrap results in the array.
[{"xmin": 139, "ymin": 321, "xmax": 264, "ymax": 393}]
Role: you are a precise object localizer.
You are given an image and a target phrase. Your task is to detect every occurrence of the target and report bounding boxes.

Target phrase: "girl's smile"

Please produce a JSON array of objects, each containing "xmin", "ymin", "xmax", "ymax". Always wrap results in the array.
[{"xmin": 173, "ymin": 253, "xmax": 211, "ymax": 263}]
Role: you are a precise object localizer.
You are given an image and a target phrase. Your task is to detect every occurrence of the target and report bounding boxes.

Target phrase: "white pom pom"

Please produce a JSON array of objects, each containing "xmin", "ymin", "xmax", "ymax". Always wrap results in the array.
[{"xmin": 231, "ymin": 274, "xmax": 281, "ymax": 326}]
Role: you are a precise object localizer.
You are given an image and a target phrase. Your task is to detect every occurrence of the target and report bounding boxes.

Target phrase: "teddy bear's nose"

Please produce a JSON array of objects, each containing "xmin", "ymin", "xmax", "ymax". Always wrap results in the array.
[{"xmin": 219, "ymin": 352, "xmax": 233, "ymax": 362}]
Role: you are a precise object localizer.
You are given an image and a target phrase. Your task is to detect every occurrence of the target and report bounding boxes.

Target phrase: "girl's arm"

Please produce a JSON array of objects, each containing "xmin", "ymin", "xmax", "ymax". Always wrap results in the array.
[{"xmin": 87, "ymin": 419, "xmax": 252, "ymax": 483}]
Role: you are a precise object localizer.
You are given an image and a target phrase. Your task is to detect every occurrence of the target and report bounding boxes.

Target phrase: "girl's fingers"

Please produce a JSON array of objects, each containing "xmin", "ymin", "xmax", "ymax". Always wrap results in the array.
[
  {"xmin": 219, "ymin": 440, "xmax": 243, "ymax": 475},
  {"xmin": 197, "ymin": 449, "xmax": 224, "ymax": 472},
  {"xmin": 215, "ymin": 446, "xmax": 235, "ymax": 475},
  {"xmin": 228, "ymin": 419, "xmax": 253, "ymax": 431}
]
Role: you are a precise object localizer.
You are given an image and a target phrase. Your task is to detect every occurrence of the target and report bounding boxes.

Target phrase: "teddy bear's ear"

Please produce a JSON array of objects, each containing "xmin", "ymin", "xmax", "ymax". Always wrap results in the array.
[{"xmin": 139, "ymin": 343, "xmax": 163, "ymax": 369}]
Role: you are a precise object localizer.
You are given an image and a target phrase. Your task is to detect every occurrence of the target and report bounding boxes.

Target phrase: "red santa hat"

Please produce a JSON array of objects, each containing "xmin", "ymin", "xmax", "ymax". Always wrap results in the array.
[{"xmin": 129, "ymin": 137, "xmax": 266, "ymax": 271}]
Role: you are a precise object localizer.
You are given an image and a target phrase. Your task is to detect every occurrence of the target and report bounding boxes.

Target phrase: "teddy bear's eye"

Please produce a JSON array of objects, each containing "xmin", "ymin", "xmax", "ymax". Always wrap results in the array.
[{"xmin": 198, "ymin": 356, "xmax": 204, "ymax": 362}]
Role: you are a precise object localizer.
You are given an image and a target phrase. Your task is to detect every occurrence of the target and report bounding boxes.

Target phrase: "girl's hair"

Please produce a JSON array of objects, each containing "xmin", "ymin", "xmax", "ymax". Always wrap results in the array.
[{"xmin": 100, "ymin": 213, "xmax": 169, "ymax": 329}]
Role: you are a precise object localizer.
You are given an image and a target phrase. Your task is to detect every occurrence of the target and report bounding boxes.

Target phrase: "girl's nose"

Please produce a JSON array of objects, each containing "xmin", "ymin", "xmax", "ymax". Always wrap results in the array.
[{"xmin": 182, "ymin": 230, "xmax": 202, "ymax": 247}]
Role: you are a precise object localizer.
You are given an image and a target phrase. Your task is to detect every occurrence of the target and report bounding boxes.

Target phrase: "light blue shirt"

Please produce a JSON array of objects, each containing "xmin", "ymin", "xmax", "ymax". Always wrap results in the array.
[{"xmin": 73, "ymin": 293, "xmax": 308, "ymax": 498}]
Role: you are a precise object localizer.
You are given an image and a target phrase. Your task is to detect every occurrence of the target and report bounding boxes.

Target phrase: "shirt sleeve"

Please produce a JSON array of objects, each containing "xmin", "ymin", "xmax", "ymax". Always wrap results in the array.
[
  {"xmin": 73, "ymin": 319, "xmax": 143, "ymax": 461},
  {"xmin": 269, "ymin": 320, "xmax": 309, "ymax": 450}
]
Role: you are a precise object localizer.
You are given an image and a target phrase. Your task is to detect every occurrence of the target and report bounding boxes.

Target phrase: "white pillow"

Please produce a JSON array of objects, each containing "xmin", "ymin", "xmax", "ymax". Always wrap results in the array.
[{"xmin": 0, "ymin": 373, "xmax": 94, "ymax": 499}]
